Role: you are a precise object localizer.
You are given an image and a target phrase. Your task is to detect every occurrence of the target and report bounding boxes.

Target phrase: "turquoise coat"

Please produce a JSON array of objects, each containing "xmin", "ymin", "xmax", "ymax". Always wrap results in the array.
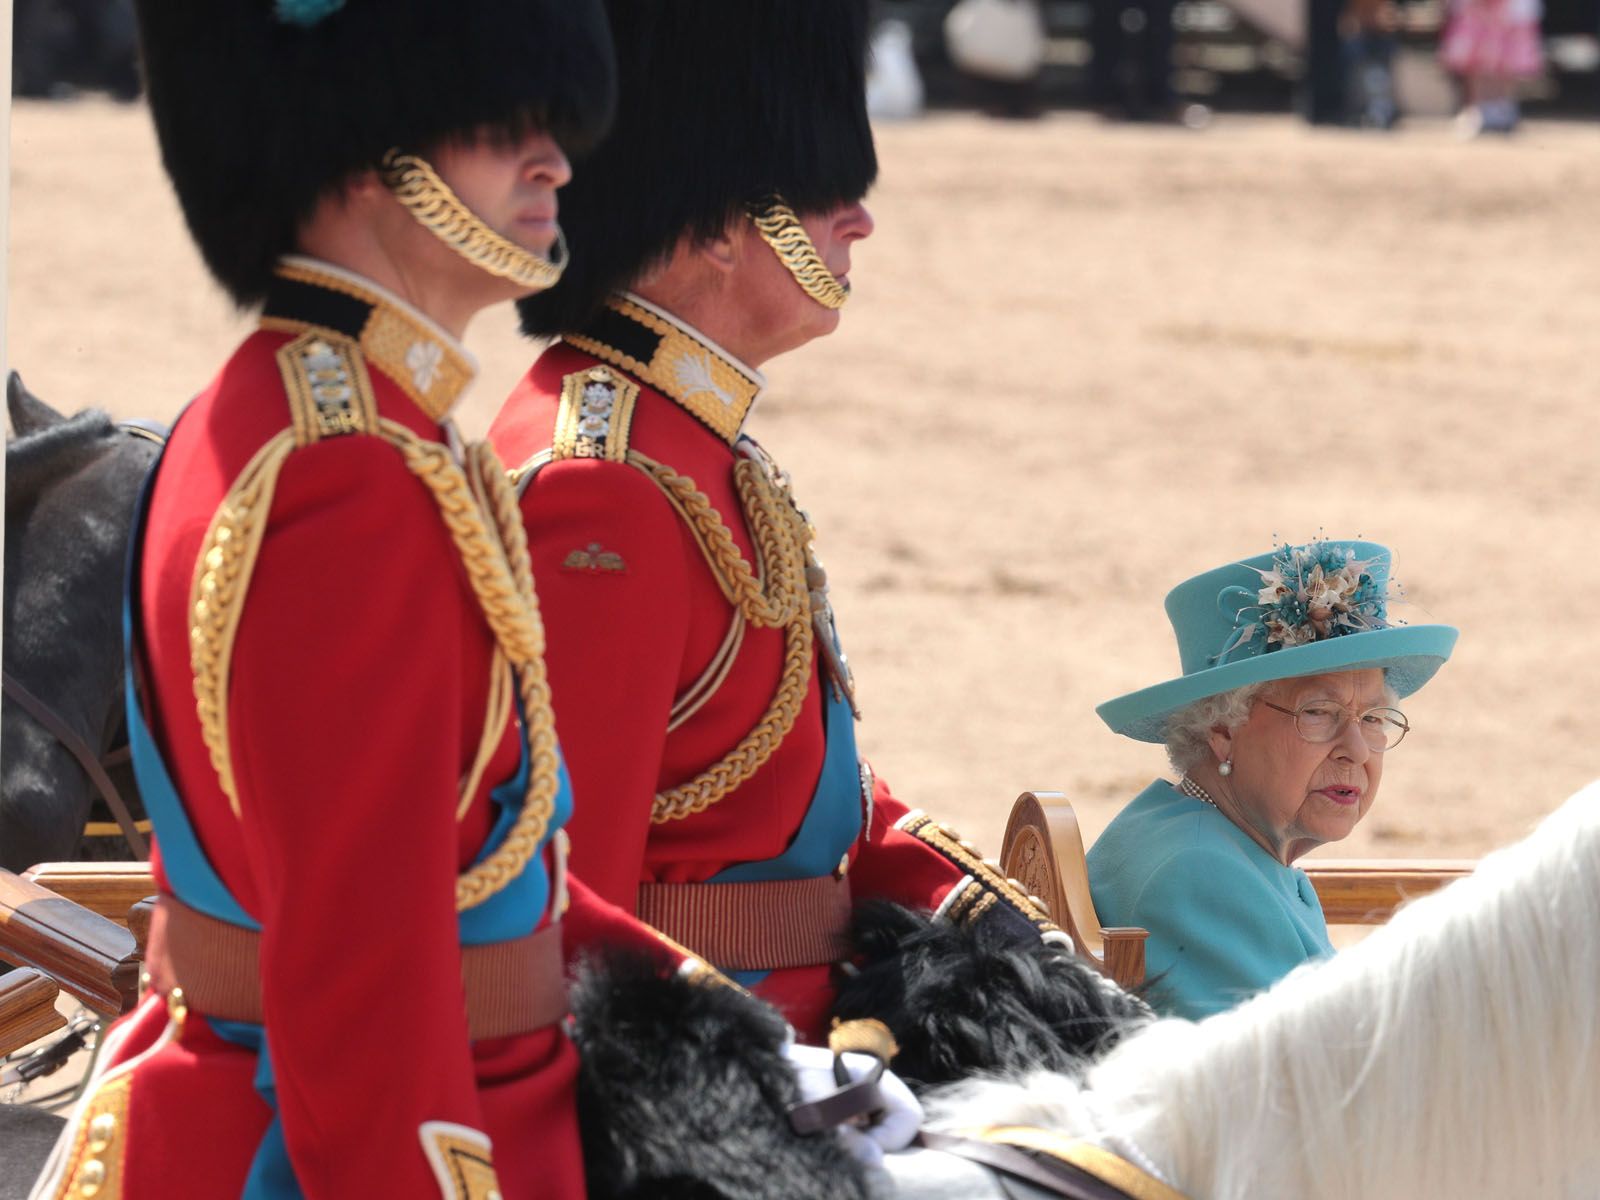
[{"xmin": 1086, "ymin": 779, "xmax": 1334, "ymax": 1020}]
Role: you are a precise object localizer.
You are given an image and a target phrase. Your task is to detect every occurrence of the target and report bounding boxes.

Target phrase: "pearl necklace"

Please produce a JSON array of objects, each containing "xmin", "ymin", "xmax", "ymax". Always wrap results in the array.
[{"xmin": 1178, "ymin": 775, "xmax": 1218, "ymax": 807}]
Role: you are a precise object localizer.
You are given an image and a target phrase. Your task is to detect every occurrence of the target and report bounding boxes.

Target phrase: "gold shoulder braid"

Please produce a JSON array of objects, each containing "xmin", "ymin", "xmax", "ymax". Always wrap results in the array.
[
  {"xmin": 189, "ymin": 431, "xmax": 298, "ymax": 819},
  {"xmin": 191, "ymin": 333, "xmax": 562, "ymax": 910},
  {"xmin": 623, "ymin": 451, "xmax": 818, "ymax": 824},
  {"xmin": 376, "ymin": 424, "xmax": 564, "ymax": 910}
]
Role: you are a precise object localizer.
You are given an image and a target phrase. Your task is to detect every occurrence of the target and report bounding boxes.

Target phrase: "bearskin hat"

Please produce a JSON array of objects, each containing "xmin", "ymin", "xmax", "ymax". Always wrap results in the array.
[
  {"xmin": 133, "ymin": 0, "xmax": 617, "ymax": 307},
  {"xmin": 516, "ymin": 0, "xmax": 879, "ymax": 338}
]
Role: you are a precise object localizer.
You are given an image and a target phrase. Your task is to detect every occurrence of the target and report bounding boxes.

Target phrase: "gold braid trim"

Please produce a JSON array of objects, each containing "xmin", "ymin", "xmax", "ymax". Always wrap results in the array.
[
  {"xmin": 375, "ymin": 419, "xmax": 563, "ymax": 910},
  {"xmin": 748, "ymin": 200, "xmax": 850, "ymax": 310},
  {"xmin": 900, "ymin": 813, "xmax": 1062, "ymax": 935},
  {"xmin": 46, "ymin": 1071, "xmax": 132, "ymax": 1200},
  {"xmin": 627, "ymin": 453, "xmax": 807, "ymax": 627},
  {"xmin": 381, "ymin": 150, "xmax": 567, "ymax": 292},
  {"xmin": 190, "ymin": 432, "xmax": 298, "ymax": 819},
  {"xmin": 621, "ymin": 452, "xmax": 817, "ymax": 824},
  {"xmin": 191, "ymin": 415, "xmax": 560, "ymax": 910}
]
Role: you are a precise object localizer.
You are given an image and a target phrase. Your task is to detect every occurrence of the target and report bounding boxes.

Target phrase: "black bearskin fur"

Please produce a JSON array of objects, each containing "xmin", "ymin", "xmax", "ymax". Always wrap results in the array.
[
  {"xmin": 570, "ymin": 954, "xmax": 870, "ymax": 1200},
  {"xmin": 133, "ymin": 0, "xmax": 616, "ymax": 307},
  {"xmin": 831, "ymin": 902, "xmax": 1153, "ymax": 1089},
  {"xmin": 517, "ymin": 0, "xmax": 879, "ymax": 338}
]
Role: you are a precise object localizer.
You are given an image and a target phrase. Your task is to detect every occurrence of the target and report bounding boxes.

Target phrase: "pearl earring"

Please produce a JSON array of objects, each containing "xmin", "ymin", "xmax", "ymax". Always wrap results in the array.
[{"xmin": 1218, "ymin": 759, "xmax": 1233, "ymax": 777}]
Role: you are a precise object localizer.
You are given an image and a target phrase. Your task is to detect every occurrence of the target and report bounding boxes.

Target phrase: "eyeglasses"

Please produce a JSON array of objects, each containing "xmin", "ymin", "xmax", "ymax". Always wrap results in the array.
[{"xmin": 1259, "ymin": 699, "xmax": 1410, "ymax": 752}]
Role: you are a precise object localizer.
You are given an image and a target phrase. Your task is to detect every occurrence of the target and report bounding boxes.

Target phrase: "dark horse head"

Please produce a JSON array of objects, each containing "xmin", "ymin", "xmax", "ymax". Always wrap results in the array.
[{"xmin": 3, "ymin": 374, "xmax": 161, "ymax": 872}]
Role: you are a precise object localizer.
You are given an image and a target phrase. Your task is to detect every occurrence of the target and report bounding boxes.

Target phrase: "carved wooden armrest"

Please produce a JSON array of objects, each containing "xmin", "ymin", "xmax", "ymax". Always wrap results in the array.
[
  {"xmin": 1000, "ymin": 791, "xmax": 1148, "ymax": 989},
  {"xmin": 22, "ymin": 862, "xmax": 156, "ymax": 928},
  {"xmin": 1303, "ymin": 859, "xmax": 1475, "ymax": 925},
  {"xmin": 0, "ymin": 869, "xmax": 141, "ymax": 1016},
  {"xmin": 0, "ymin": 967, "xmax": 68, "ymax": 1058},
  {"xmin": 127, "ymin": 897, "xmax": 157, "ymax": 959}
]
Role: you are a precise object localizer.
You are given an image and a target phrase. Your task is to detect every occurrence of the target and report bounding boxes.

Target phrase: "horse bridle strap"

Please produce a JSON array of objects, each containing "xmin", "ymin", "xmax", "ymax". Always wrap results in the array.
[
  {"xmin": 918, "ymin": 1130, "xmax": 1189, "ymax": 1200},
  {"xmin": 1, "ymin": 669, "xmax": 150, "ymax": 861}
]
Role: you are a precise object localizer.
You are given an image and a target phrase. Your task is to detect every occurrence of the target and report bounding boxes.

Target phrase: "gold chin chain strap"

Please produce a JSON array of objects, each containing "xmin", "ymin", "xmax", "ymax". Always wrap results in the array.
[
  {"xmin": 629, "ymin": 450, "xmax": 823, "ymax": 824},
  {"xmin": 747, "ymin": 198, "xmax": 850, "ymax": 311},
  {"xmin": 381, "ymin": 149, "xmax": 568, "ymax": 293},
  {"xmin": 379, "ymin": 421, "xmax": 565, "ymax": 910}
]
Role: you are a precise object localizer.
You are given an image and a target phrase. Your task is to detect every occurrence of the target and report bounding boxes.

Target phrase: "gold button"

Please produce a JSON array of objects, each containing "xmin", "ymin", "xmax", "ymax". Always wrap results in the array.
[
  {"xmin": 77, "ymin": 1158, "xmax": 107, "ymax": 1196},
  {"xmin": 86, "ymin": 1113, "xmax": 117, "ymax": 1152},
  {"xmin": 835, "ymin": 854, "xmax": 851, "ymax": 879}
]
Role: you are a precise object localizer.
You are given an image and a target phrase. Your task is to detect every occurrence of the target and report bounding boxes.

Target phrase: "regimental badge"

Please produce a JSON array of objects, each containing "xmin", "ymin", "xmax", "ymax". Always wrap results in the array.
[
  {"xmin": 552, "ymin": 366, "xmax": 640, "ymax": 462},
  {"xmin": 562, "ymin": 542, "xmax": 627, "ymax": 574},
  {"xmin": 276, "ymin": 330, "xmax": 378, "ymax": 444}
]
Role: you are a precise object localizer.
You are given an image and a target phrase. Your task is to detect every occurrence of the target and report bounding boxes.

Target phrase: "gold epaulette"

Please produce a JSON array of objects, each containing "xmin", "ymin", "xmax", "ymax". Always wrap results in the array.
[
  {"xmin": 277, "ymin": 329, "xmax": 380, "ymax": 442},
  {"xmin": 896, "ymin": 811, "xmax": 1063, "ymax": 937},
  {"xmin": 550, "ymin": 365, "xmax": 640, "ymax": 463},
  {"xmin": 189, "ymin": 331, "xmax": 565, "ymax": 913}
]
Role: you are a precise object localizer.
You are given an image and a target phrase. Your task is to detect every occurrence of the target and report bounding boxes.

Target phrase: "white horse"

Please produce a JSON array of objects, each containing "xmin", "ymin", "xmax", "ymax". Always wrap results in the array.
[{"xmin": 921, "ymin": 780, "xmax": 1600, "ymax": 1200}]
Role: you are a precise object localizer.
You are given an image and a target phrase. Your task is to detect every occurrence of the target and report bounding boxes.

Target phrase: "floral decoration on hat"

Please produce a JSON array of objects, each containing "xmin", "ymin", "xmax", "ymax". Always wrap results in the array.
[{"xmin": 1245, "ymin": 541, "xmax": 1390, "ymax": 652}]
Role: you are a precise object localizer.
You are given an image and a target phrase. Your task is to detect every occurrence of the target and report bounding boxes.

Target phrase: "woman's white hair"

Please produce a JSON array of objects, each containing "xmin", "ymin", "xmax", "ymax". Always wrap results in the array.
[
  {"xmin": 1163, "ymin": 674, "xmax": 1402, "ymax": 773},
  {"xmin": 1161, "ymin": 684, "xmax": 1265, "ymax": 774},
  {"xmin": 928, "ymin": 781, "xmax": 1600, "ymax": 1200}
]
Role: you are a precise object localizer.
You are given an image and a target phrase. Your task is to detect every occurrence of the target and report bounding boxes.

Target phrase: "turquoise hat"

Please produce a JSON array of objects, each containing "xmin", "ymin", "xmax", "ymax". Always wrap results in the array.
[{"xmin": 1097, "ymin": 540, "xmax": 1458, "ymax": 743}]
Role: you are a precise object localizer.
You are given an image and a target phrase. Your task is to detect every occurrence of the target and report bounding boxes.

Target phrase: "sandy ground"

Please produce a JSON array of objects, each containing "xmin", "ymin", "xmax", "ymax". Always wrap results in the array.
[{"xmin": 8, "ymin": 99, "xmax": 1600, "ymax": 871}]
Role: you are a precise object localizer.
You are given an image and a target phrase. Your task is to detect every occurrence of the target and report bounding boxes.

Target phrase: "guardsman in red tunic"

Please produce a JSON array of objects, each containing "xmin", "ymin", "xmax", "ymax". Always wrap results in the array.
[
  {"xmin": 27, "ymin": 1, "xmax": 652, "ymax": 1196},
  {"xmin": 490, "ymin": 0, "xmax": 1147, "ymax": 1078}
]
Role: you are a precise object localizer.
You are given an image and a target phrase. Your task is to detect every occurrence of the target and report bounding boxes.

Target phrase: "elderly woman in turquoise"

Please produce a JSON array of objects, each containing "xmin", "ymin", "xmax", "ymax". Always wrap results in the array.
[{"xmin": 1088, "ymin": 540, "xmax": 1457, "ymax": 1020}]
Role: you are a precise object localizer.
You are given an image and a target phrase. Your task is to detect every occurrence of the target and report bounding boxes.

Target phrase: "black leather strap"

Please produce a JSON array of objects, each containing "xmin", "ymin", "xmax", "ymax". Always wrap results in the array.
[
  {"xmin": 787, "ymin": 1077, "xmax": 885, "ymax": 1136},
  {"xmin": 918, "ymin": 1132, "xmax": 1141, "ymax": 1200},
  {"xmin": 2, "ymin": 669, "xmax": 149, "ymax": 860}
]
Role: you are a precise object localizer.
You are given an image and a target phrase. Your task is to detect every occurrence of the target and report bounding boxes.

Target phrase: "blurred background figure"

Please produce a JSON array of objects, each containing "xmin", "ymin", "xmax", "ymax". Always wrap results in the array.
[
  {"xmin": 1343, "ymin": 0, "xmax": 1402, "ymax": 127},
  {"xmin": 1303, "ymin": 0, "xmax": 1348, "ymax": 121},
  {"xmin": 867, "ymin": 0, "xmax": 1591, "ymax": 123},
  {"xmin": 1089, "ymin": 0, "xmax": 1179, "ymax": 119},
  {"xmin": 869, "ymin": 17, "xmax": 929, "ymax": 118},
  {"xmin": 1441, "ymin": 0, "xmax": 1546, "ymax": 132},
  {"xmin": 12, "ymin": 0, "xmax": 139, "ymax": 100},
  {"xmin": 943, "ymin": 0, "xmax": 1049, "ymax": 115}
]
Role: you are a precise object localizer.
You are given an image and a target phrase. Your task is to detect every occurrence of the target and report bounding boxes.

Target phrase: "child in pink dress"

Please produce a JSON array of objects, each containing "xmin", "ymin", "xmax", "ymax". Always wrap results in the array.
[{"xmin": 1440, "ymin": 0, "xmax": 1544, "ymax": 133}]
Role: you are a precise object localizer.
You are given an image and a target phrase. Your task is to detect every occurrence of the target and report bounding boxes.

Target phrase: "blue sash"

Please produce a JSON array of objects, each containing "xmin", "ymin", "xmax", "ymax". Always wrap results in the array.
[{"xmin": 707, "ymin": 635, "xmax": 865, "ymax": 986}]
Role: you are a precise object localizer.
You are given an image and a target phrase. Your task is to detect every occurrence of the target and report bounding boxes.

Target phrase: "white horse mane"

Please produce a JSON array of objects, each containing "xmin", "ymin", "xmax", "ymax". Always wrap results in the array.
[{"xmin": 930, "ymin": 781, "xmax": 1600, "ymax": 1200}]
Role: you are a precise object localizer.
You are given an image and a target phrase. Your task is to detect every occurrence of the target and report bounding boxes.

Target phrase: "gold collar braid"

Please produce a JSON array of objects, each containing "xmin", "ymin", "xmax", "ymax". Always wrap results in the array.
[
  {"xmin": 381, "ymin": 150, "xmax": 568, "ymax": 292},
  {"xmin": 564, "ymin": 295, "xmax": 764, "ymax": 444},
  {"xmin": 747, "ymin": 198, "xmax": 850, "ymax": 310}
]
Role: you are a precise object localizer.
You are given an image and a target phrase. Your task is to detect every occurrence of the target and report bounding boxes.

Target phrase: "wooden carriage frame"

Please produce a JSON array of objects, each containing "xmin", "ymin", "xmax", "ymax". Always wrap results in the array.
[
  {"xmin": 2, "ymin": 792, "xmax": 1475, "ymax": 1059},
  {"xmin": 998, "ymin": 790, "xmax": 1474, "ymax": 989}
]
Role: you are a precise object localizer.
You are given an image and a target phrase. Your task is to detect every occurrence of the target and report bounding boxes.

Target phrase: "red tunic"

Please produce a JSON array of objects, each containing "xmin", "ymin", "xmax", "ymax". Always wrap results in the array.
[
  {"xmin": 490, "ymin": 293, "xmax": 1060, "ymax": 1041},
  {"xmin": 38, "ymin": 261, "xmax": 657, "ymax": 1200}
]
